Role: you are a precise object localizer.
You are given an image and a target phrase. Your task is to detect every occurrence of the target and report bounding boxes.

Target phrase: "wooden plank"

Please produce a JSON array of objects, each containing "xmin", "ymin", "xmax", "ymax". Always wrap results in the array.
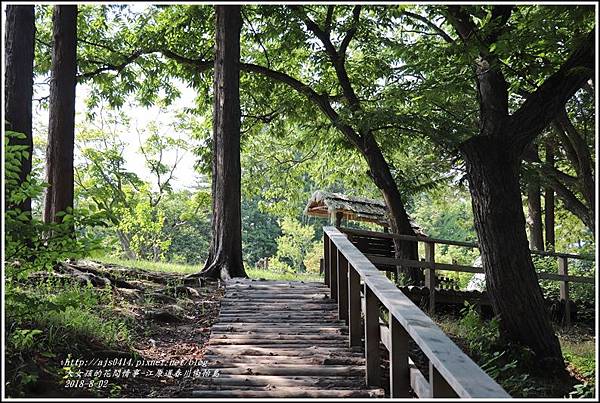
[
  {"xmin": 538, "ymin": 271, "xmax": 594, "ymax": 284},
  {"xmin": 209, "ymin": 332, "xmax": 347, "ymax": 340},
  {"xmin": 364, "ymin": 284, "xmax": 380, "ymax": 387},
  {"xmin": 211, "ymin": 323, "xmax": 347, "ymax": 330},
  {"xmin": 226, "ymin": 283, "xmax": 329, "ymax": 289},
  {"xmin": 215, "ymin": 322, "xmax": 345, "ymax": 327},
  {"xmin": 558, "ymin": 256, "xmax": 571, "ymax": 327},
  {"xmin": 209, "ymin": 364, "xmax": 366, "ymax": 376},
  {"xmin": 217, "ymin": 312, "xmax": 340, "ymax": 319},
  {"xmin": 220, "ymin": 305, "xmax": 337, "ymax": 315},
  {"xmin": 225, "ymin": 292, "xmax": 331, "ymax": 299},
  {"xmin": 411, "ymin": 366, "xmax": 431, "ymax": 398},
  {"xmin": 425, "ymin": 241, "xmax": 435, "ymax": 314},
  {"xmin": 196, "ymin": 374, "xmax": 370, "ymax": 388},
  {"xmin": 209, "ymin": 339, "xmax": 349, "ymax": 346},
  {"xmin": 203, "ymin": 355, "xmax": 365, "ymax": 366},
  {"xmin": 324, "ymin": 233, "xmax": 330, "ymax": 286},
  {"xmin": 348, "ymin": 265, "xmax": 362, "ymax": 347},
  {"xmin": 219, "ymin": 302, "xmax": 337, "ymax": 309},
  {"xmin": 324, "ymin": 226, "xmax": 510, "ymax": 398},
  {"xmin": 389, "ymin": 316, "xmax": 410, "ymax": 397},
  {"xmin": 329, "ymin": 238, "xmax": 338, "ymax": 301},
  {"xmin": 204, "ymin": 346, "xmax": 364, "ymax": 357},
  {"xmin": 337, "ymin": 251, "xmax": 349, "ymax": 323},
  {"xmin": 430, "ymin": 363, "xmax": 458, "ymax": 397},
  {"xmin": 191, "ymin": 389, "xmax": 385, "ymax": 398}
]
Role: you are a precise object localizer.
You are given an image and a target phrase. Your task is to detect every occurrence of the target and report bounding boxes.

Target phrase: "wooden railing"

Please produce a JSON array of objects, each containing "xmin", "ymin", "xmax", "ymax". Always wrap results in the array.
[
  {"xmin": 337, "ymin": 227, "xmax": 595, "ymax": 326},
  {"xmin": 323, "ymin": 226, "xmax": 511, "ymax": 398}
]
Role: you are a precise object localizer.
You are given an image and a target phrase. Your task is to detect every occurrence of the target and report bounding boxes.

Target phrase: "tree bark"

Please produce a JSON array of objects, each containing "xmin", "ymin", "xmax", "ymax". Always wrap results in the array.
[
  {"xmin": 526, "ymin": 169, "xmax": 544, "ymax": 251},
  {"xmin": 198, "ymin": 5, "xmax": 246, "ymax": 280},
  {"xmin": 544, "ymin": 141, "xmax": 555, "ymax": 250},
  {"xmin": 44, "ymin": 5, "xmax": 77, "ymax": 224},
  {"xmin": 446, "ymin": 7, "xmax": 592, "ymax": 369},
  {"xmin": 359, "ymin": 133, "xmax": 422, "ymax": 284},
  {"xmin": 461, "ymin": 136, "xmax": 563, "ymax": 367},
  {"xmin": 4, "ymin": 5, "xmax": 35, "ymax": 214}
]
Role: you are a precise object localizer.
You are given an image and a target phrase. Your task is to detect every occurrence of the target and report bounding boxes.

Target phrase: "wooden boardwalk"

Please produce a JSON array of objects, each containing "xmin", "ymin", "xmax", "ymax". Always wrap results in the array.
[{"xmin": 193, "ymin": 278, "xmax": 385, "ymax": 398}]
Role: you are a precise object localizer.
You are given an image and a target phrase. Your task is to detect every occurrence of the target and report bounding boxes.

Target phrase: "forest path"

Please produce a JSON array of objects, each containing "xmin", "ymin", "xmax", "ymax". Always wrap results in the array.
[{"xmin": 193, "ymin": 278, "xmax": 386, "ymax": 398}]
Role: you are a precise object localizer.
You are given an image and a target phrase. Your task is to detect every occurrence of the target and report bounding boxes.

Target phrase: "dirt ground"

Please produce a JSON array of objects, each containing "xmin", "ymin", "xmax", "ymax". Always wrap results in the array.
[{"xmin": 16, "ymin": 261, "xmax": 226, "ymax": 398}]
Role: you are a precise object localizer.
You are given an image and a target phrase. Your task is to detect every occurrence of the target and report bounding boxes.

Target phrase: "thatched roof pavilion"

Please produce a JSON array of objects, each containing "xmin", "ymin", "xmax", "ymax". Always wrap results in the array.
[{"xmin": 304, "ymin": 190, "xmax": 425, "ymax": 235}]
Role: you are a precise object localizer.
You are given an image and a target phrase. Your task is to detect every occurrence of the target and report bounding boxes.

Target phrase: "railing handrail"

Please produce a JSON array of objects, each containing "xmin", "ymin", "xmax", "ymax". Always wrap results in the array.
[
  {"xmin": 340, "ymin": 226, "xmax": 595, "ymax": 261},
  {"xmin": 365, "ymin": 255, "xmax": 595, "ymax": 285},
  {"xmin": 324, "ymin": 226, "xmax": 511, "ymax": 398}
]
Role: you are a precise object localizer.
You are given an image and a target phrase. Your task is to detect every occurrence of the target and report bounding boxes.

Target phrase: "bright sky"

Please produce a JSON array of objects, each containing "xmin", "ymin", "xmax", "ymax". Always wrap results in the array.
[{"xmin": 32, "ymin": 78, "xmax": 204, "ymax": 192}]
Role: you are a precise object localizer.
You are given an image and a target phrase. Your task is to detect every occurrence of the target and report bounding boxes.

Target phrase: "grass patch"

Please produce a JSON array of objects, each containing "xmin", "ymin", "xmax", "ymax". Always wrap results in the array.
[
  {"xmin": 434, "ymin": 307, "xmax": 596, "ymax": 398},
  {"xmin": 96, "ymin": 255, "xmax": 323, "ymax": 282},
  {"xmin": 5, "ymin": 278, "xmax": 135, "ymax": 397},
  {"xmin": 95, "ymin": 256, "xmax": 199, "ymax": 274},
  {"xmin": 558, "ymin": 326, "xmax": 596, "ymax": 397},
  {"xmin": 246, "ymin": 267, "xmax": 322, "ymax": 282}
]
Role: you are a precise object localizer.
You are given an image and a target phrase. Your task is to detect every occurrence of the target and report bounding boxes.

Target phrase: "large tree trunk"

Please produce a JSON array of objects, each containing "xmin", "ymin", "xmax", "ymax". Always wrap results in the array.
[
  {"xmin": 198, "ymin": 5, "xmax": 246, "ymax": 280},
  {"xmin": 461, "ymin": 136, "xmax": 563, "ymax": 368},
  {"xmin": 544, "ymin": 141, "xmax": 555, "ymax": 250},
  {"xmin": 526, "ymin": 172, "xmax": 544, "ymax": 250},
  {"xmin": 4, "ymin": 5, "xmax": 35, "ymax": 214},
  {"xmin": 44, "ymin": 5, "xmax": 77, "ymax": 224},
  {"xmin": 359, "ymin": 133, "xmax": 422, "ymax": 285}
]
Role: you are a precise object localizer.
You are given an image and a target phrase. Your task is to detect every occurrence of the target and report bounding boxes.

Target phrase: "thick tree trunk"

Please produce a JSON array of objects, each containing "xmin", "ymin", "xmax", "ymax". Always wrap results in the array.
[
  {"xmin": 198, "ymin": 5, "xmax": 246, "ymax": 280},
  {"xmin": 461, "ymin": 136, "xmax": 563, "ymax": 368},
  {"xmin": 544, "ymin": 141, "xmax": 555, "ymax": 250},
  {"xmin": 526, "ymin": 173, "xmax": 544, "ymax": 250},
  {"xmin": 360, "ymin": 134, "xmax": 423, "ymax": 285},
  {"xmin": 4, "ymin": 5, "xmax": 35, "ymax": 214},
  {"xmin": 44, "ymin": 5, "xmax": 77, "ymax": 224}
]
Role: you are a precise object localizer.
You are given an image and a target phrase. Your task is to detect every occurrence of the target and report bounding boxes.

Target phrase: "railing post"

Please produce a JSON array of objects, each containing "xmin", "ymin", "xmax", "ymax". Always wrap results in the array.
[
  {"xmin": 558, "ymin": 256, "xmax": 570, "ymax": 327},
  {"xmin": 364, "ymin": 284, "xmax": 381, "ymax": 386},
  {"xmin": 324, "ymin": 234, "xmax": 330, "ymax": 286},
  {"xmin": 348, "ymin": 265, "xmax": 361, "ymax": 347},
  {"xmin": 425, "ymin": 241, "xmax": 436, "ymax": 314},
  {"xmin": 329, "ymin": 238, "xmax": 338, "ymax": 301},
  {"xmin": 389, "ymin": 316, "xmax": 410, "ymax": 397},
  {"xmin": 429, "ymin": 363, "xmax": 457, "ymax": 397},
  {"xmin": 337, "ymin": 251, "xmax": 349, "ymax": 323}
]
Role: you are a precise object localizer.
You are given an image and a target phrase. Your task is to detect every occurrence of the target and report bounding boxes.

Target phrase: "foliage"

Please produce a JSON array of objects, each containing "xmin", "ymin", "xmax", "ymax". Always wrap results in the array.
[
  {"xmin": 456, "ymin": 303, "xmax": 543, "ymax": 397},
  {"xmin": 270, "ymin": 217, "xmax": 315, "ymax": 273},
  {"xmin": 4, "ymin": 279, "xmax": 130, "ymax": 397},
  {"xmin": 532, "ymin": 255, "xmax": 595, "ymax": 302},
  {"xmin": 241, "ymin": 196, "xmax": 281, "ymax": 267},
  {"xmin": 4, "ymin": 131, "xmax": 106, "ymax": 279}
]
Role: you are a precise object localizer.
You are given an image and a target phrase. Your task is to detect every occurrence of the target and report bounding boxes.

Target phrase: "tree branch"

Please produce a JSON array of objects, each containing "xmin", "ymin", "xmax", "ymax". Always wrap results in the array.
[
  {"xmin": 402, "ymin": 11, "xmax": 454, "ymax": 43},
  {"xmin": 339, "ymin": 5, "xmax": 362, "ymax": 59},
  {"xmin": 324, "ymin": 5, "xmax": 335, "ymax": 33},
  {"xmin": 510, "ymin": 28, "xmax": 595, "ymax": 148}
]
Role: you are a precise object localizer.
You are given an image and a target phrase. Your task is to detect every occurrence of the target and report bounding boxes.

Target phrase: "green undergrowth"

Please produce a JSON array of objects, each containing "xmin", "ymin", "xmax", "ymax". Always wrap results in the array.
[
  {"xmin": 435, "ymin": 303, "xmax": 596, "ymax": 398},
  {"xmin": 95, "ymin": 255, "xmax": 323, "ymax": 282},
  {"xmin": 5, "ymin": 278, "xmax": 136, "ymax": 397}
]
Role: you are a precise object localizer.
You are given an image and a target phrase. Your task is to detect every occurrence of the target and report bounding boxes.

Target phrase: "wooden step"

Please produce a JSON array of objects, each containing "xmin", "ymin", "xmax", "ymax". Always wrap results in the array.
[
  {"xmin": 190, "ymin": 388, "xmax": 385, "ymax": 398},
  {"xmin": 203, "ymin": 355, "xmax": 365, "ymax": 366}
]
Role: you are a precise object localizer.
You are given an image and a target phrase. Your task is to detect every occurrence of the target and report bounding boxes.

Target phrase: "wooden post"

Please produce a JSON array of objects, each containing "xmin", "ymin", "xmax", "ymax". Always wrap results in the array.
[
  {"xmin": 429, "ymin": 363, "xmax": 457, "ymax": 397},
  {"xmin": 337, "ymin": 251, "xmax": 349, "ymax": 323},
  {"xmin": 425, "ymin": 241, "xmax": 436, "ymax": 314},
  {"xmin": 558, "ymin": 256, "xmax": 570, "ymax": 327},
  {"xmin": 329, "ymin": 238, "xmax": 338, "ymax": 301},
  {"xmin": 348, "ymin": 265, "xmax": 361, "ymax": 347},
  {"xmin": 330, "ymin": 210, "xmax": 343, "ymax": 227},
  {"xmin": 364, "ymin": 284, "xmax": 381, "ymax": 386},
  {"xmin": 324, "ymin": 234, "xmax": 330, "ymax": 286},
  {"xmin": 389, "ymin": 316, "xmax": 410, "ymax": 397}
]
